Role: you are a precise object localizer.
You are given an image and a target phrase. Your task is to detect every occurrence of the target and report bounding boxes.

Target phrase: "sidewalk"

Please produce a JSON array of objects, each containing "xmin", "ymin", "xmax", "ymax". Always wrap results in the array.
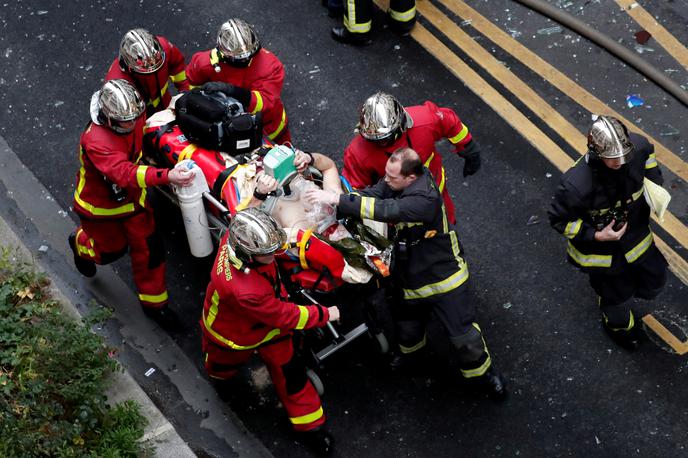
[{"xmin": 0, "ymin": 212, "xmax": 196, "ymax": 457}]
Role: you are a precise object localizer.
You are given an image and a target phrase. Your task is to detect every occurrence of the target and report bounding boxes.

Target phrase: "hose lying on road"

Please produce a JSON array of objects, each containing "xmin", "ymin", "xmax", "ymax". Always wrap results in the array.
[{"xmin": 513, "ymin": 0, "xmax": 688, "ymax": 108}]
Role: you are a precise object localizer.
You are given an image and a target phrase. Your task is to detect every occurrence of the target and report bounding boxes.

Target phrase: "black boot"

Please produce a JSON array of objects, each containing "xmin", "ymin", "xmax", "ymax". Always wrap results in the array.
[
  {"xmin": 480, "ymin": 369, "xmax": 507, "ymax": 400},
  {"xmin": 68, "ymin": 232, "xmax": 96, "ymax": 278},
  {"xmin": 602, "ymin": 320, "xmax": 639, "ymax": 350},
  {"xmin": 331, "ymin": 26, "xmax": 373, "ymax": 46},
  {"xmin": 143, "ymin": 305, "xmax": 182, "ymax": 332},
  {"xmin": 388, "ymin": 348, "xmax": 428, "ymax": 373},
  {"xmin": 387, "ymin": 16, "xmax": 416, "ymax": 36},
  {"xmin": 295, "ymin": 428, "xmax": 335, "ymax": 455}
]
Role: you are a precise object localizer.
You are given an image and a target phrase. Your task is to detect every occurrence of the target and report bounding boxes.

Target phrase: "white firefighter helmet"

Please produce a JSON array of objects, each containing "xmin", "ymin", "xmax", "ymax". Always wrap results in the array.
[
  {"xmin": 119, "ymin": 28, "xmax": 165, "ymax": 74},
  {"xmin": 358, "ymin": 92, "xmax": 413, "ymax": 143},
  {"xmin": 216, "ymin": 19, "xmax": 260, "ymax": 65},
  {"xmin": 228, "ymin": 207, "xmax": 286, "ymax": 258},
  {"xmin": 588, "ymin": 116, "xmax": 633, "ymax": 164}
]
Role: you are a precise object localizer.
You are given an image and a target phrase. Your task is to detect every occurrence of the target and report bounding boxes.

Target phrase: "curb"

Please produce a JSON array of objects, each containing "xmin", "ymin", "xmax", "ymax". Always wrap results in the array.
[{"xmin": 0, "ymin": 212, "xmax": 196, "ymax": 457}]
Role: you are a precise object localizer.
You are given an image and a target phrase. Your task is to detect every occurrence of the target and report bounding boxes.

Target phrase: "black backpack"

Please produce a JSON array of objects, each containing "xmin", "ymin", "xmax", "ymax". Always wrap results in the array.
[{"xmin": 176, "ymin": 83, "xmax": 262, "ymax": 155}]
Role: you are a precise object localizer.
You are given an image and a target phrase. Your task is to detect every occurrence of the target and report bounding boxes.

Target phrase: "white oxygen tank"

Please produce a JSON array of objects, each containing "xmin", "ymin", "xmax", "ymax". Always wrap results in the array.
[{"xmin": 173, "ymin": 160, "xmax": 213, "ymax": 257}]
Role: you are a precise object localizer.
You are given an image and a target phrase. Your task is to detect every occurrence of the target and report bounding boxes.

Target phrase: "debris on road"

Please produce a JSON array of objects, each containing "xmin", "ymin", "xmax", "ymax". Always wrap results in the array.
[
  {"xmin": 626, "ymin": 94, "xmax": 644, "ymax": 108},
  {"xmin": 144, "ymin": 368, "xmax": 156, "ymax": 377},
  {"xmin": 527, "ymin": 215, "xmax": 541, "ymax": 226},
  {"xmin": 634, "ymin": 30, "xmax": 652, "ymax": 45},
  {"xmin": 537, "ymin": 26, "xmax": 563, "ymax": 36}
]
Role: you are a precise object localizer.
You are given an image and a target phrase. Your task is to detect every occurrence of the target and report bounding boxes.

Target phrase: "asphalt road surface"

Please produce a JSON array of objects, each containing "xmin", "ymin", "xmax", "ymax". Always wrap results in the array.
[{"xmin": 1, "ymin": 0, "xmax": 687, "ymax": 456}]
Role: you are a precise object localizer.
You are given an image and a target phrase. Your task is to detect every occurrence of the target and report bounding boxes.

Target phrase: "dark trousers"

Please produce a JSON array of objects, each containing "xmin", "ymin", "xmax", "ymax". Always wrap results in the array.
[
  {"xmin": 589, "ymin": 245, "xmax": 667, "ymax": 330},
  {"xmin": 343, "ymin": 0, "xmax": 417, "ymax": 34},
  {"xmin": 392, "ymin": 285, "xmax": 493, "ymax": 378}
]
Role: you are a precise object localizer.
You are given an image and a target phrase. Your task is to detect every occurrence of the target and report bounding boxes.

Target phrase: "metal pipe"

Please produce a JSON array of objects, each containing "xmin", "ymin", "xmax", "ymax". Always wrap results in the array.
[{"xmin": 513, "ymin": 0, "xmax": 688, "ymax": 108}]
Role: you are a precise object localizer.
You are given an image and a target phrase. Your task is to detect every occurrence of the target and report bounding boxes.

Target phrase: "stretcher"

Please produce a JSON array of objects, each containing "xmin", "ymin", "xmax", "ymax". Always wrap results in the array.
[{"xmin": 144, "ymin": 120, "xmax": 390, "ymax": 393}]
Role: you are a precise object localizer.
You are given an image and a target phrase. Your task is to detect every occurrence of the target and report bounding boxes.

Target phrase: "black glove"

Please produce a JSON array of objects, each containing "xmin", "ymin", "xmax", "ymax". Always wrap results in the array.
[
  {"xmin": 201, "ymin": 82, "xmax": 252, "ymax": 110},
  {"xmin": 460, "ymin": 140, "xmax": 482, "ymax": 177}
]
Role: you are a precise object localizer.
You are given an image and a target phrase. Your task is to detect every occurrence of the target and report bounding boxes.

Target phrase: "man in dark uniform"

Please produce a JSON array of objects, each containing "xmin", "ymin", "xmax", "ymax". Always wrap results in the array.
[
  {"xmin": 331, "ymin": 0, "xmax": 417, "ymax": 45},
  {"xmin": 305, "ymin": 147, "xmax": 505, "ymax": 398},
  {"xmin": 549, "ymin": 116, "xmax": 668, "ymax": 350}
]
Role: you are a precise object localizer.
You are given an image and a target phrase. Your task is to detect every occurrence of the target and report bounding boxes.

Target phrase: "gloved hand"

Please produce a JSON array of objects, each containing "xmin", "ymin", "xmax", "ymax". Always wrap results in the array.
[
  {"xmin": 459, "ymin": 140, "xmax": 482, "ymax": 177},
  {"xmin": 201, "ymin": 82, "xmax": 252, "ymax": 109}
]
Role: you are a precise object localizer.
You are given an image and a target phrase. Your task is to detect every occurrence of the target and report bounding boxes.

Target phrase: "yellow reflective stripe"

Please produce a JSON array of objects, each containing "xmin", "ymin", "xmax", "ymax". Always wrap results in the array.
[
  {"xmin": 298, "ymin": 229, "xmax": 313, "ymax": 270},
  {"xmin": 631, "ymin": 187, "xmax": 644, "ymax": 202},
  {"xmin": 625, "ymin": 231, "xmax": 653, "ymax": 263},
  {"xmin": 136, "ymin": 165, "xmax": 148, "ymax": 188},
  {"xmin": 295, "ymin": 305, "xmax": 309, "ymax": 330},
  {"xmin": 149, "ymin": 81, "xmax": 169, "ymax": 107},
  {"xmin": 389, "ymin": 5, "xmax": 417, "ymax": 22},
  {"xmin": 645, "ymin": 153, "xmax": 658, "ymax": 169},
  {"xmin": 266, "ymin": 108, "xmax": 287, "ymax": 140},
  {"xmin": 564, "ymin": 219, "xmax": 582, "ymax": 239},
  {"xmin": 138, "ymin": 290, "xmax": 169, "ymax": 304},
  {"xmin": 344, "ymin": 0, "xmax": 372, "ymax": 33},
  {"xmin": 189, "ymin": 84, "xmax": 200, "ymax": 90},
  {"xmin": 423, "ymin": 152, "xmax": 434, "ymax": 167},
  {"xmin": 449, "ymin": 231, "xmax": 461, "ymax": 262},
  {"xmin": 360, "ymin": 196, "xmax": 375, "ymax": 219},
  {"xmin": 400, "ymin": 334, "xmax": 427, "ymax": 354},
  {"xmin": 290, "ymin": 406, "xmax": 324, "ymax": 425},
  {"xmin": 74, "ymin": 149, "xmax": 136, "ymax": 216},
  {"xmin": 178, "ymin": 144, "xmax": 197, "ymax": 161},
  {"xmin": 210, "ymin": 48, "xmax": 220, "ymax": 66},
  {"xmin": 460, "ymin": 323, "xmax": 492, "ymax": 378},
  {"xmin": 604, "ymin": 311, "xmax": 635, "ymax": 332},
  {"xmin": 449, "ymin": 124, "xmax": 469, "ymax": 144},
  {"xmin": 566, "ymin": 241, "xmax": 612, "ymax": 267},
  {"xmin": 203, "ymin": 290, "xmax": 283, "ymax": 350},
  {"xmin": 138, "ymin": 188, "xmax": 147, "ymax": 208},
  {"xmin": 170, "ymin": 70, "xmax": 186, "ymax": 83},
  {"xmin": 403, "ymin": 260, "xmax": 469, "ymax": 300},
  {"xmin": 75, "ymin": 229, "xmax": 96, "ymax": 258},
  {"xmin": 251, "ymin": 91, "xmax": 263, "ymax": 113},
  {"xmin": 438, "ymin": 166, "xmax": 446, "ymax": 193}
]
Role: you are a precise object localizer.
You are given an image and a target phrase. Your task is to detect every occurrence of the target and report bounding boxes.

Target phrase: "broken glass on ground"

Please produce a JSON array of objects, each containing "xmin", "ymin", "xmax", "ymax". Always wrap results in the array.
[
  {"xmin": 634, "ymin": 44, "xmax": 655, "ymax": 54},
  {"xmin": 537, "ymin": 26, "xmax": 563, "ymax": 36},
  {"xmin": 659, "ymin": 125, "xmax": 680, "ymax": 137}
]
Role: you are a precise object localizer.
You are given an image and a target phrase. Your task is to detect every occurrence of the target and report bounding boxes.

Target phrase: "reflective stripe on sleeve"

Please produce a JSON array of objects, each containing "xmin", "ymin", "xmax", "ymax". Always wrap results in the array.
[
  {"xmin": 136, "ymin": 165, "xmax": 149, "ymax": 188},
  {"xmin": 295, "ymin": 305, "xmax": 309, "ymax": 330},
  {"xmin": 170, "ymin": 70, "xmax": 186, "ymax": 83},
  {"xmin": 266, "ymin": 108, "xmax": 287, "ymax": 140},
  {"xmin": 148, "ymin": 81, "xmax": 169, "ymax": 108},
  {"xmin": 645, "ymin": 153, "xmax": 658, "ymax": 169},
  {"xmin": 564, "ymin": 219, "xmax": 582, "ymax": 239},
  {"xmin": 448, "ymin": 124, "xmax": 469, "ymax": 144},
  {"xmin": 360, "ymin": 196, "xmax": 375, "ymax": 219},
  {"xmin": 251, "ymin": 91, "xmax": 263, "ymax": 113},
  {"xmin": 566, "ymin": 241, "xmax": 612, "ymax": 267},
  {"xmin": 624, "ymin": 232, "xmax": 653, "ymax": 263}
]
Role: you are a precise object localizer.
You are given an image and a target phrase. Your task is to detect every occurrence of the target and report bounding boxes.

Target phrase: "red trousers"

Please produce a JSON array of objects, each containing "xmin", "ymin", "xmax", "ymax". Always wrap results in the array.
[
  {"xmin": 74, "ymin": 209, "xmax": 168, "ymax": 309},
  {"xmin": 202, "ymin": 333, "xmax": 326, "ymax": 432}
]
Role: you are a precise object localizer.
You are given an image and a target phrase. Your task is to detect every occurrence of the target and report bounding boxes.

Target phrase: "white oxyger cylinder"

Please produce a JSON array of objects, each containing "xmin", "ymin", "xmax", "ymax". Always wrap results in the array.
[{"xmin": 173, "ymin": 160, "xmax": 213, "ymax": 257}]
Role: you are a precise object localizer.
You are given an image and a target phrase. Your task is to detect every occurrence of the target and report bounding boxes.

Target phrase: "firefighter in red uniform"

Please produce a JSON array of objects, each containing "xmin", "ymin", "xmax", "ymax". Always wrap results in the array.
[
  {"xmin": 68, "ymin": 79, "xmax": 195, "ymax": 319},
  {"xmin": 186, "ymin": 18, "xmax": 291, "ymax": 144},
  {"xmin": 105, "ymin": 29, "xmax": 189, "ymax": 116},
  {"xmin": 201, "ymin": 208, "xmax": 338, "ymax": 454},
  {"xmin": 342, "ymin": 92, "xmax": 482, "ymax": 225}
]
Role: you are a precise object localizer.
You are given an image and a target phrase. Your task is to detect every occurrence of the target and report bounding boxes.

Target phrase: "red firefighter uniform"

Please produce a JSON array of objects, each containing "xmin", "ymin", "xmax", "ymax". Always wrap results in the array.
[
  {"xmin": 201, "ymin": 235, "xmax": 330, "ymax": 431},
  {"xmin": 105, "ymin": 36, "xmax": 189, "ymax": 116},
  {"xmin": 342, "ymin": 101, "xmax": 473, "ymax": 225},
  {"xmin": 72, "ymin": 116, "xmax": 171, "ymax": 309},
  {"xmin": 185, "ymin": 48, "xmax": 290, "ymax": 144}
]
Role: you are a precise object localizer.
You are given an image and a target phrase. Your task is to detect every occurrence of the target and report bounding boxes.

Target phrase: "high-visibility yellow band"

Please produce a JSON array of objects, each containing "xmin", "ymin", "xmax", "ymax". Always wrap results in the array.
[
  {"xmin": 389, "ymin": 5, "xmax": 417, "ymax": 22},
  {"xmin": 251, "ymin": 91, "xmax": 263, "ymax": 114},
  {"xmin": 449, "ymin": 124, "xmax": 469, "ymax": 144},
  {"xmin": 403, "ymin": 260, "xmax": 469, "ymax": 300},
  {"xmin": 360, "ymin": 196, "xmax": 375, "ymax": 219},
  {"xmin": 625, "ymin": 231, "xmax": 653, "ymax": 263},
  {"xmin": 564, "ymin": 219, "xmax": 582, "ymax": 239},
  {"xmin": 298, "ymin": 229, "xmax": 313, "ymax": 270},
  {"xmin": 604, "ymin": 311, "xmax": 635, "ymax": 332},
  {"xmin": 266, "ymin": 108, "xmax": 287, "ymax": 140},
  {"xmin": 461, "ymin": 354, "xmax": 492, "ymax": 378},
  {"xmin": 295, "ymin": 305, "xmax": 309, "ymax": 330},
  {"xmin": 170, "ymin": 70, "xmax": 186, "ymax": 83},
  {"xmin": 290, "ymin": 407, "xmax": 324, "ymax": 425},
  {"xmin": 645, "ymin": 153, "xmax": 658, "ymax": 169},
  {"xmin": 136, "ymin": 165, "xmax": 148, "ymax": 188},
  {"xmin": 149, "ymin": 82, "xmax": 169, "ymax": 108},
  {"xmin": 400, "ymin": 334, "xmax": 427, "ymax": 354},
  {"xmin": 344, "ymin": 0, "xmax": 372, "ymax": 33},
  {"xmin": 138, "ymin": 290, "xmax": 169, "ymax": 304},
  {"xmin": 178, "ymin": 144, "xmax": 197, "ymax": 161},
  {"xmin": 566, "ymin": 242, "xmax": 612, "ymax": 268},
  {"xmin": 210, "ymin": 49, "xmax": 220, "ymax": 66}
]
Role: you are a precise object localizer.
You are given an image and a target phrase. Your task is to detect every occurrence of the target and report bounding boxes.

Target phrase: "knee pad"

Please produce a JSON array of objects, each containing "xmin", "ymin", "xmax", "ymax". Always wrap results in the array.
[
  {"xmin": 282, "ymin": 354, "xmax": 308, "ymax": 395},
  {"xmin": 146, "ymin": 231, "xmax": 165, "ymax": 269},
  {"xmin": 450, "ymin": 326, "xmax": 486, "ymax": 365}
]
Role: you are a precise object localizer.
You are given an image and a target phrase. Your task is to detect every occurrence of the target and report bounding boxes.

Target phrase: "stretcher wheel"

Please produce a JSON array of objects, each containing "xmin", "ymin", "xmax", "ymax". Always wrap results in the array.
[
  {"xmin": 374, "ymin": 332, "xmax": 389, "ymax": 354},
  {"xmin": 306, "ymin": 368, "xmax": 325, "ymax": 396}
]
